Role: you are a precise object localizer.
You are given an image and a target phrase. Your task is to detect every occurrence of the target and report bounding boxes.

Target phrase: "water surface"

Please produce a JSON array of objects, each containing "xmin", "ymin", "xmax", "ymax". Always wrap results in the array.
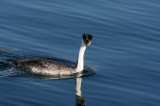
[{"xmin": 0, "ymin": 0, "xmax": 160, "ymax": 105}]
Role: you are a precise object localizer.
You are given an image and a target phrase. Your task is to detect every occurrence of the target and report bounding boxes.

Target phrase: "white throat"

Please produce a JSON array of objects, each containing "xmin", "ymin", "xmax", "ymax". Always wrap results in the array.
[{"xmin": 76, "ymin": 41, "xmax": 86, "ymax": 73}]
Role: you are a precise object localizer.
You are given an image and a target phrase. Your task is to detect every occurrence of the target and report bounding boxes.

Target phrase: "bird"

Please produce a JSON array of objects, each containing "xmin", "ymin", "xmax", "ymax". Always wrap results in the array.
[{"xmin": 13, "ymin": 34, "xmax": 93, "ymax": 76}]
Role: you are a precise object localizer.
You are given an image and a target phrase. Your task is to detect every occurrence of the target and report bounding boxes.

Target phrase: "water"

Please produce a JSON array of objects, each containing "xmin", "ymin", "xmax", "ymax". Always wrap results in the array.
[{"xmin": 0, "ymin": 0, "xmax": 160, "ymax": 105}]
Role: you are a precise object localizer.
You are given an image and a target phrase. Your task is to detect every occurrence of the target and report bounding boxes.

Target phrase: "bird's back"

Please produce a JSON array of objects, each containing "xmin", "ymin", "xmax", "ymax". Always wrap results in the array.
[{"xmin": 13, "ymin": 59, "xmax": 76, "ymax": 75}]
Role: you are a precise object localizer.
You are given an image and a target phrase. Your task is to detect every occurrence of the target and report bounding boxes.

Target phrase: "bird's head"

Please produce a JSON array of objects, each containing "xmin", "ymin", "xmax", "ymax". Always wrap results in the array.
[{"xmin": 82, "ymin": 34, "xmax": 93, "ymax": 47}]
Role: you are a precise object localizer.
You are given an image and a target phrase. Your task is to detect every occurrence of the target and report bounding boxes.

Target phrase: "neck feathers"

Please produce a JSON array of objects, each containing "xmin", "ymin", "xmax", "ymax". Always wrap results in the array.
[{"xmin": 76, "ymin": 42, "xmax": 86, "ymax": 73}]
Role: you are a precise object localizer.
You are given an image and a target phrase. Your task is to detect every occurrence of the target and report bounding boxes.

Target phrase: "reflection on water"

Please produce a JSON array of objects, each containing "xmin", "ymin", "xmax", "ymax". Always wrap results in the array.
[
  {"xmin": 75, "ymin": 76, "xmax": 85, "ymax": 106},
  {"xmin": 1, "ymin": 0, "xmax": 160, "ymax": 105},
  {"xmin": 0, "ymin": 48, "xmax": 90, "ymax": 106},
  {"xmin": 0, "ymin": 62, "xmax": 86, "ymax": 106},
  {"xmin": 0, "ymin": 47, "xmax": 88, "ymax": 105}
]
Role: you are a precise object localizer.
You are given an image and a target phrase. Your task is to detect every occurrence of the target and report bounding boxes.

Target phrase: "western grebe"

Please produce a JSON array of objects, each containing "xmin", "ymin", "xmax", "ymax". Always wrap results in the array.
[{"xmin": 13, "ymin": 34, "xmax": 93, "ymax": 76}]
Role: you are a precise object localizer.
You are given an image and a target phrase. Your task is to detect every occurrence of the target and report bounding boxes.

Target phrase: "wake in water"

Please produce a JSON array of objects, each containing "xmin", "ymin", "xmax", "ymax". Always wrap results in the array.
[{"xmin": 0, "ymin": 47, "xmax": 96, "ymax": 80}]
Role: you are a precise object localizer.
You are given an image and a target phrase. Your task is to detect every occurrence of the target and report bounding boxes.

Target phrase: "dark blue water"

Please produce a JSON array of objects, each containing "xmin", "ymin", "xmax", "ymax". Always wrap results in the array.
[{"xmin": 0, "ymin": 0, "xmax": 160, "ymax": 105}]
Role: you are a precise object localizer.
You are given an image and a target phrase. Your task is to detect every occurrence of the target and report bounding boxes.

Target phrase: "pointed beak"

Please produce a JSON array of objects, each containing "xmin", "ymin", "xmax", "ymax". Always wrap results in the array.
[{"xmin": 84, "ymin": 40, "xmax": 91, "ymax": 46}]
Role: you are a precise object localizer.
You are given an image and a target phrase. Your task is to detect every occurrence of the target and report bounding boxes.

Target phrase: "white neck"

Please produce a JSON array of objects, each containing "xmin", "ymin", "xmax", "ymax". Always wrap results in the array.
[{"xmin": 76, "ymin": 41, "xmax": 86, "ymax": 73}]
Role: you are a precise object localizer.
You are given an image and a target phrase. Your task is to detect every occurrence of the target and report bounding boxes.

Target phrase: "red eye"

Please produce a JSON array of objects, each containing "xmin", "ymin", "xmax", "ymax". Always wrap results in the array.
[{"xmin": 89, "ymin": 40, "xmax": 91, "ymax": 42}]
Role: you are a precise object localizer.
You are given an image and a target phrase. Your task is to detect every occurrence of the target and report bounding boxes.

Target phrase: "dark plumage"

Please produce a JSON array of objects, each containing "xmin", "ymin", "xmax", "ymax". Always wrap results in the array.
[{"xmin": 13, "ymin": 59, "xmax": 76, "ymax": 75}]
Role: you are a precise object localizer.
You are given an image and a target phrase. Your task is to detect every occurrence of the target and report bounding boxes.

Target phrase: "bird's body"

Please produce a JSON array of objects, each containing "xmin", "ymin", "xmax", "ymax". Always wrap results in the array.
[
  {"xmin": 13, "ymin": 34, "xmax": 93, "ymax": 76},
  {"xmin": 13, "ymin": 59, "xmax": 76, "ymax": 75}
]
